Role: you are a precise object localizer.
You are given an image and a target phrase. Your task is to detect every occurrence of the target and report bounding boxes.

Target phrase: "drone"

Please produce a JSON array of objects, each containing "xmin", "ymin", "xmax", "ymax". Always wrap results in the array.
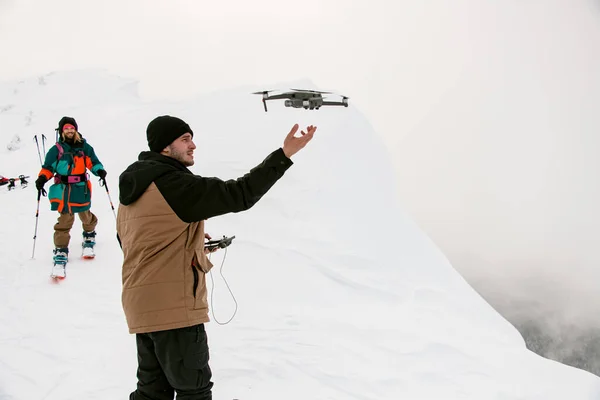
[{"xmin": 252, "ymin": 88, "xmax": 349, "ymax": 112}]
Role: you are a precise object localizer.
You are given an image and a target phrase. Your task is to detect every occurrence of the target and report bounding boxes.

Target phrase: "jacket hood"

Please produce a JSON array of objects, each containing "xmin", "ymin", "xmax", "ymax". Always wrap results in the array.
[{"xmin": 119, "ymin": 151, "xmax": 191, "ymax": 205}]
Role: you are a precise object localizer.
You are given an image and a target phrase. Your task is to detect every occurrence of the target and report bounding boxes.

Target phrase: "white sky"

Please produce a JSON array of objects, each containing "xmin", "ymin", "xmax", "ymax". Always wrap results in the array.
[
  {"xmin": 1, "ymin": 0, "xmax": 597, "ymax": 148},
  {"xmin": 2, "ymin": 0, "xmax": 600, "ymax": 341},
  {"xmin": 0, "ymin": 0, "xmax": 476, "ymax": 145}
]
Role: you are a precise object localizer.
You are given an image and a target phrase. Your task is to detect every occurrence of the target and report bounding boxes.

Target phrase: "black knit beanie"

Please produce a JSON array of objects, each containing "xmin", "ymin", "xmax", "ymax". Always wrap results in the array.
[
  {"xmin": 146, "ymin": 115, "xmax": 194, "ymax": 153},
  {"xmin": 58, "ymin": 116, "xmax": 78, "ymax": 132}
]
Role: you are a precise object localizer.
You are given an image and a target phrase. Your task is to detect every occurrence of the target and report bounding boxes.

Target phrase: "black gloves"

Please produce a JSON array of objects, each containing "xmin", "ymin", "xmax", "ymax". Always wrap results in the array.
[
  {"xmin": 97, "ymin": 170, "xmax": 107, "ymax": 179},
  {"xmin": 35, "ymin": 175, "xmax": 48, "ymax": 191}
]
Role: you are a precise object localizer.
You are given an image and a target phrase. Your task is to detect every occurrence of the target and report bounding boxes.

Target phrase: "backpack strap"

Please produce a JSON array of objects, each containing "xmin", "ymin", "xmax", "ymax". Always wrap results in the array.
[
  {"xmin": 54, "ymin": 142, "xmax": 67, "ymax": 177},
  {"xmin": 55, "ymin": 142, "xmax": 64, "ymax": 160}
]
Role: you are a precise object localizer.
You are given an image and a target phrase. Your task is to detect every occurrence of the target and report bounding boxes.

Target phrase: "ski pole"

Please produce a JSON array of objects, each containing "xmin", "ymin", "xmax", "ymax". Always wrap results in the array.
[
  {"xmin": 41, "ymin": 134, "xmax": 46, "ymax": 155},
  {"xmin": 100, "ymin": 177, "xmax": 117, "ymax": 221},
  {"xmin": 31, "ymin": 189, "xmax": 43, "ymax": 259},
  {"xmin": 33, "ymin": 135, "xmax": 43, "ymax": 167}
]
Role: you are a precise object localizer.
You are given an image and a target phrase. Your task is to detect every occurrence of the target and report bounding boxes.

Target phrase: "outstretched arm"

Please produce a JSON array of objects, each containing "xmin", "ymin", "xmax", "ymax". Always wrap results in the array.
[
  {"xmin": 156, "ymin": 123, "xmax": 316, "ymax": 223},
  {"xmin": 157, "ymin": 147, "xmax": 293, "ymax": 223}
]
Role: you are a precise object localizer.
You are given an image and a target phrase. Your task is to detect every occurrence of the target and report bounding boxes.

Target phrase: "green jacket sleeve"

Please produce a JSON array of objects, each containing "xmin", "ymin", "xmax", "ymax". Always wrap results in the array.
[
  {"xmin": 39, "ymin": 145, "xmax": 59, "ymax": 178},
  {"xmin": 84, "ymin": 142, "xmax": 104, "ymax": 175}
]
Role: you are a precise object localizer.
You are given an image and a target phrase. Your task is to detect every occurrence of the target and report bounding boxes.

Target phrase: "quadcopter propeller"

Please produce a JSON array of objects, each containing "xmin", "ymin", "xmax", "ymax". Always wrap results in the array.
[
  {"xmin": 252, "ymin": 90, "xmax": 277, "ymax": 111},
  {"xmin": 323, "ymin": 93, "xmax": 349, "ymax": 101},
  {"xmin": 290, "ymin": 88, "xmax": 332, "ymax": 94},
  {"xmin": 252, "ymin": 89, "xmax": 278, "ymax": 99}
]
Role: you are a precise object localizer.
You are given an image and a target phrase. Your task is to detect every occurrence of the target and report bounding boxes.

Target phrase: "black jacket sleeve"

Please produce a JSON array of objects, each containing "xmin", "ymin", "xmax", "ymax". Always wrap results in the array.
[{"xmin": 155, "ymin": 148, "xmax": 293, "ymax": 223}]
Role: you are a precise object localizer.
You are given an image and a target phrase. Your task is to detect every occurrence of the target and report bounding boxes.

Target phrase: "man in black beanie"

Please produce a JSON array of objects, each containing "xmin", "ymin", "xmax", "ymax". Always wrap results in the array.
[
  {"xmin": 117, "ymin": 115, "xmax": 316, "ymax": 400},
  {"xmin": 146, "ymin": 115, "xmax": 193, "ymax": 154}
]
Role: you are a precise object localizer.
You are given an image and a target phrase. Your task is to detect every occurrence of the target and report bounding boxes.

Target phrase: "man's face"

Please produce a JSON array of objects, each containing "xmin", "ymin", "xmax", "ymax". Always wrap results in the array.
[
  {"xmin": 164, "ymin": 133, "xmax": 196, "ymax": 166},
  {"xmin": 62, "ymin": 125, "xmax": 76, "ymax": 140}
]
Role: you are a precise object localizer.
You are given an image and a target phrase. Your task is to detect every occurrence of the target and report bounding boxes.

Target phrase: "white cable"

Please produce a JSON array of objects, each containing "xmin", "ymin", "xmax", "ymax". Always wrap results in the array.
[{"xmin": 208, "ymin": 247, "xmax": 238, "ymax": 325}]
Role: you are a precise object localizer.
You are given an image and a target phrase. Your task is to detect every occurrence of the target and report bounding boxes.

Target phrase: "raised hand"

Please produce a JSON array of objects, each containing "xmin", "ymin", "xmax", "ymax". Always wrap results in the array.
[{"xmin": 282, "ymin": 124, "xmax": 316, "ymax": 159}]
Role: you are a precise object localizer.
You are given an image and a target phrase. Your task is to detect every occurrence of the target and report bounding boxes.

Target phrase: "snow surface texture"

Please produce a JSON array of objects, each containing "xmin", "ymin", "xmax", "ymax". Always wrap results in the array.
[{"xmin": 0, "ymin": 70, "xmax": 598, "ymax": 400}]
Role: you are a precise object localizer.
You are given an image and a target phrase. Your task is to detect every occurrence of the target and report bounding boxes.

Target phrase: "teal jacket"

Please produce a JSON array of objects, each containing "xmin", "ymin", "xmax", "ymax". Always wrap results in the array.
[{"xmin": 38, "ymin": 138, "xmax": 104, "ymax": 213}]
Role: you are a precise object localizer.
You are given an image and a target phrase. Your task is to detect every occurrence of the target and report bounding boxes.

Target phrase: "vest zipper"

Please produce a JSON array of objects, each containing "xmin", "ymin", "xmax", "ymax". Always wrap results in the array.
[{"xmin": 192, "ymin": 263, "xmax": 199, "ymax": 299}]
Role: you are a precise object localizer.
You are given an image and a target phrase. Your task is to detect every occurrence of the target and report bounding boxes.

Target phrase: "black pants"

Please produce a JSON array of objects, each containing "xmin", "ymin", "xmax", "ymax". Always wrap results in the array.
[{"xmin": 130, "ymin": 324, "xmax": 213, "ymax": 400}]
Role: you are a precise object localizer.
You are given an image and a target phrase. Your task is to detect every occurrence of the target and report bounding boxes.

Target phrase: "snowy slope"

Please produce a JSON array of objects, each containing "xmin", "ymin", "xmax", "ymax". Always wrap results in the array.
[{"xmin": 0, "ymin": 70, "xmax": 598, "ymax": 400}]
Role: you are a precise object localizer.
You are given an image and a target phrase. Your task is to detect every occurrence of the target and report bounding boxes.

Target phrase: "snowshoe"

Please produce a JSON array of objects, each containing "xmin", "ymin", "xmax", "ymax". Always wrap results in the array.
[
  {"xmin": 51, "ymin": 248, "xmax": 68, "ymax": 279},
  {"xmin": 82, "ymin": 230, "xmax": 96, "ymax": 259}
]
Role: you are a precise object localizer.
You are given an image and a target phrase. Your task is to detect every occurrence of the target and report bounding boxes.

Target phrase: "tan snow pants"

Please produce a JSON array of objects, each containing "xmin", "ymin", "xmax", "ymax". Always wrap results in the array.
[{"xmin": 54, "ymin": 210, "xmax": 98, "ymax": 248}]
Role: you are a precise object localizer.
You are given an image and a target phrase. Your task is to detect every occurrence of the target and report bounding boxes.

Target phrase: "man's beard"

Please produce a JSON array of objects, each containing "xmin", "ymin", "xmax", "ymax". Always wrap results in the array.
[
  {"xmin": 171, "ymin": 148, "xmax": 194, "ymax": 167},
  {"xmin": 63, "ymin": 134, "xmax": 75, "ymax": 144}
]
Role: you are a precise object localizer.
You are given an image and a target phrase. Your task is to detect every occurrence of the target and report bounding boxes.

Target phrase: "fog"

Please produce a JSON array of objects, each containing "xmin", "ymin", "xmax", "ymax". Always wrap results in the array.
[
  {"xmin": 388, "ymin": 0, "xmax": 600, "ymax": 373},
  {"xmin": 1, "ymin": 0, "xmax": 599, "ymax": 374}
]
